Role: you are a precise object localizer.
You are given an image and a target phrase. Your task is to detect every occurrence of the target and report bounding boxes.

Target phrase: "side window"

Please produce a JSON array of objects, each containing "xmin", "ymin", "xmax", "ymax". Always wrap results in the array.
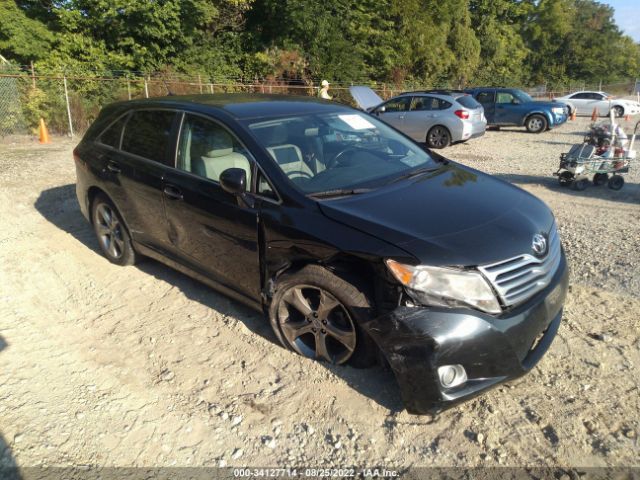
[
  {"xmin": 435, "ymin": 98, "xmax": 452, "ymax": 110},
  {"xmin": 98, "ymin": 115, "xmax": 127, "ymax": 148},
  {"xmin": 410, "ymin": 97, "xmax": 429, "ymax": 111},
  {"xmin": 121, "ymin": 110, "xmax": 176, "ymax": 163},
  {"xmin": 496, "ymin": 92, "xmax": 516, "ymax": 104},
  {"xmin": 570, "ymin": 93, "xmax": 589, "ymax": 100},
  {"xmin": 591, "ymin": 93, "xmax": 605, "ymax": 100},
  {"xmin": 177, "ymin": 114, "xmax": 252, "ymax": 185},
  {"xmin": 256, "ymin": 170, "xmax": 278, "ymax": 201},
  {"xmin": 476, "ymin": 91, "xmax": 495, "ymax": 104},
  {"xmin": 382, "ymin": 97, "xmax": 411, "ymax": 112}
]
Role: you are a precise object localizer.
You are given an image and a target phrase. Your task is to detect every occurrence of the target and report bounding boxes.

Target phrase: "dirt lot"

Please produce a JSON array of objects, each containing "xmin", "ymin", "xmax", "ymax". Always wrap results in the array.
[{"xmin": 0, "ymin": 117, "xmax": 639, "ymax": 471}]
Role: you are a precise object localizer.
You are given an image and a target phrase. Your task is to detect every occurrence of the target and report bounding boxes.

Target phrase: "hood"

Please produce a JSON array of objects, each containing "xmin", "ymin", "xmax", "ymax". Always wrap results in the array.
[
  {"xmin": 318, "ymin": 164, "xmax": 555, "ymax": 266},
  {"xmin": 349, "ymin": 86, "xmax": 384, "ymax": 111}
]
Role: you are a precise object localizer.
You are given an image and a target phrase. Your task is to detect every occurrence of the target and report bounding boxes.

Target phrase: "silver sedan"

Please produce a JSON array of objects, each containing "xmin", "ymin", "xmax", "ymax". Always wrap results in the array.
[{"xmin": 350, "ymin": 87, "xmax": 487, "ymax": 148}]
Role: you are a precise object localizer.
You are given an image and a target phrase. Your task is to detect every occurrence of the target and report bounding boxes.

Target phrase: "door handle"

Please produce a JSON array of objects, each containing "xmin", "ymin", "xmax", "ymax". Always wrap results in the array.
[
  {"xmin": 107, "ymin": 162, "xmax": 121, "ymax": 174},
  {"xmin": 163, "ymin": 185, "xmax": 183, "ymax": 200}
]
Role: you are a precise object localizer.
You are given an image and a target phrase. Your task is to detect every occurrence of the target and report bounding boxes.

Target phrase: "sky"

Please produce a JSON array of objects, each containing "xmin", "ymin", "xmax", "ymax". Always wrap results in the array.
[{"xmin": 603, "ymin": 0, "xmax": 640, "ymax": 42}]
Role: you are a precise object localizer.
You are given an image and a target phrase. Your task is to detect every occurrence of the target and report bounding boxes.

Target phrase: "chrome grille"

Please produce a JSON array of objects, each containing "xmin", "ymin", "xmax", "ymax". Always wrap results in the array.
[{"xmin": 478, "ymin": 225, "xmax": 562, "ymax": 307}]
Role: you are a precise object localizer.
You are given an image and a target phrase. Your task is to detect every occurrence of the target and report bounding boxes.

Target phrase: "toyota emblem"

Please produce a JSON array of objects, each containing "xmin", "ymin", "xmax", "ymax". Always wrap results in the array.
[{"xmin": 532, "ymin": 233, "xmax": 548, "ymax": 257}]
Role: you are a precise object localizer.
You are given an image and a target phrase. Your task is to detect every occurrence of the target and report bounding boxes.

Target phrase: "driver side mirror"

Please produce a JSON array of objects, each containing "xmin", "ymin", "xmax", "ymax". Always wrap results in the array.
[
  {"xmin": 511, "ymin": 99, "xmax": 521, "ymax": 105},
  {"xmin": 220, "ymin": 168, "xmax": 247, "ymax": 195},
  {"xmin": 376, "ymin": 106, "xmax": 386, "ymax": 114}
]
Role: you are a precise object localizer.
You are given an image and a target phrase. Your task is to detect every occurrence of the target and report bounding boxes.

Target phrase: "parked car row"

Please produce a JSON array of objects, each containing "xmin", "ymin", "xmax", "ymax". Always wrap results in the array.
[{"xmin": 349, "ymin": 86, "xmax": 570, "ymax": 148}]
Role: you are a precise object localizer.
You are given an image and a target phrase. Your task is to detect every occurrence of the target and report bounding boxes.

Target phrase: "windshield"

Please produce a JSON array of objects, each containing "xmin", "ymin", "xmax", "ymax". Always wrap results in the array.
[
  {"xmin": 244, "ymin": 111, "xmax": 438, "ymax": 196},
  {"xmin": 512, "ymin": 90, "xmax": 534, "ymax": 103}
]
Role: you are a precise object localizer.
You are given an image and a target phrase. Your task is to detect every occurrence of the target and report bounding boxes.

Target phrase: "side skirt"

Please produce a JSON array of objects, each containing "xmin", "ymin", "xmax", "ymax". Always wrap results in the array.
[{"xmin": 134, "ymin": 242, "xmax": 264, "ymax": 313}]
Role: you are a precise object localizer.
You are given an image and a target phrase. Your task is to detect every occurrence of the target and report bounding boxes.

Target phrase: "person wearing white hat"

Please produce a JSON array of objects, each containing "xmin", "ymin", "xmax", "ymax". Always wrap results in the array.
[{"xmin": 318, "ymin": 80, "xmax": 332, "ymax": 100}]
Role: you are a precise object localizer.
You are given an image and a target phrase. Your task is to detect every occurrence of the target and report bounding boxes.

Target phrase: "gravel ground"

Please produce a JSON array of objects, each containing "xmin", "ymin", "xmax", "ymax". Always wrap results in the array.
[{"xmin": 0, "ymin": 116, "xmax": 639, "ymax": 471}]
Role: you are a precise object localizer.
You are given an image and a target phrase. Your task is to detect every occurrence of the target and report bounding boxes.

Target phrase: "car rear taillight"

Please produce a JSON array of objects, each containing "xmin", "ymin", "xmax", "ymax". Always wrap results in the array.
[{"xmin": 454, "ymin": 110, "xmax": 470, "ymax": 119}]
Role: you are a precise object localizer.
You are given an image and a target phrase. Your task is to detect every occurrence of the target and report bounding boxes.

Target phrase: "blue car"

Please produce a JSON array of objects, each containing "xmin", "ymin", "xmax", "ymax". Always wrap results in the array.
[{"xmin": 465, "ymin": 88, "xmax": 569, "ymax": 133}]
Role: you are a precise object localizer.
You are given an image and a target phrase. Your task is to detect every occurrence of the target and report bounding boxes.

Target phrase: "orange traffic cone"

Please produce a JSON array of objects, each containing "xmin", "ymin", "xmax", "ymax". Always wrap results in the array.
[
  {"xmin": 38, "ymin": 118, "xmax": 50, "ymax": 144},
  {"xmin": 590, "ymin": 108, "xmax": 598, "ymax": 122},
  {"xmin": 624, "ymin": 114, "xmax": 630, "ymax": 122},
  {"xmin": 570, "ymin": 109, "xmax": 577, "ymax": 121}
]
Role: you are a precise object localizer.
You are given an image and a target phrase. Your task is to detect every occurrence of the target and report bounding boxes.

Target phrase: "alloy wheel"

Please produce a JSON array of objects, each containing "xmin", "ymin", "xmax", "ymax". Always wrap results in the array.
[
  {"xmin": 428, "ymin": 127, "xmax": 450, "ymax": 149},
  {"xmin": 528, "ymin": 117, "xmax": 543, "ymax": 132},
  {"xmin": 94, "ymin": 203, "xmax": 125, "ymax": 259},
  {"xmin": 277, "ymin": 285, "xmax": 357, "ymax": 364}
]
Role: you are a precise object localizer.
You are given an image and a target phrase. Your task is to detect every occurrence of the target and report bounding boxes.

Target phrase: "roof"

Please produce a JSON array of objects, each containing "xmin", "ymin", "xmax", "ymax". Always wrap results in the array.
[{"xmin": 109, "ymin": 93, "xmax": 352, "ymax": 120}]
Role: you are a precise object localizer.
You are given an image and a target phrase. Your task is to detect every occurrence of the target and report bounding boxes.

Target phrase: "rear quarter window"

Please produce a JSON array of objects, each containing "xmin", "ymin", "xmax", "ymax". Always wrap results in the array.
[
  {"xmin": 456, "ymin": 96, "xmax": 481, "ymax": 109},
  {"xmin": 121, "ymin": 110, "xmax": 176, "ymax": 163},
  {"xmin": 98, "ymin": 115, "xmax": 127, "ymax": 148}
]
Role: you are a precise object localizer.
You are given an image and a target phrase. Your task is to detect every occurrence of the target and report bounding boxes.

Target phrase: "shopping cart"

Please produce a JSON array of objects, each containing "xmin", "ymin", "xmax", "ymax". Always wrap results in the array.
[{"xmin": 554, "ymin": 121, "xmax": 638, "ymax": 191}]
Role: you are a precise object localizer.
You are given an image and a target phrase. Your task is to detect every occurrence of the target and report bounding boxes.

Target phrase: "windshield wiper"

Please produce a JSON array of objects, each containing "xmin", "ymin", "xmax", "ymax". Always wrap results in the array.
[
  {"xmin": 308, "ymin": 188, "xmax": 372, "ymax": 199},
  {"xmin": 387, "ymin": 165, "xmax": 440, "ymax": 184}
]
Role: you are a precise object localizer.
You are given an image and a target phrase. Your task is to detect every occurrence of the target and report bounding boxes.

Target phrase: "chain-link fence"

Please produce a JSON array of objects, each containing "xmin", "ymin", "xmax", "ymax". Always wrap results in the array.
[{"xmin": 0, "ymin": 65, "xmax": 638, "ymax": 140}]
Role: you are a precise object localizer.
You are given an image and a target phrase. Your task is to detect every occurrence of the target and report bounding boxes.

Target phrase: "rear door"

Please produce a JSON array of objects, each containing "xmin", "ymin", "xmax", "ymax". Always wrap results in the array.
[
  {"xmin": 162, "ymin": 112, "xmax": 261, "ymax": 299},
  {"xmin": 475, "ymin": 90, "xmax": 496, "ymax": 123},
  {"xmin": 107, "ymin": 109, "xmax": 178, "ymax": 251},
  {"xmin": 371, "ymin": 96, "xmax": 412, "ymax": 130}
]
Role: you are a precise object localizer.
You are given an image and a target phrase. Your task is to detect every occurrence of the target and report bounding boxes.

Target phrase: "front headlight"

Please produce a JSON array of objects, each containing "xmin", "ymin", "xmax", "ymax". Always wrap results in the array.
[
  {"xmin": 552, "ymin": 107, "xmax": 565, "ymax": 115},
  {"xmin": 385, "ymin": 260, "xmax": 501, "ymax": 314}
]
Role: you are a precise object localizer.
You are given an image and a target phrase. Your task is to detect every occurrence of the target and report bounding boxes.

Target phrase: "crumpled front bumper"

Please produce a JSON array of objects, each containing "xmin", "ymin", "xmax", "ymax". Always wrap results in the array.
[{"xmin": 362, "ymin": 254, "xmax": 569, "ymax": 415}]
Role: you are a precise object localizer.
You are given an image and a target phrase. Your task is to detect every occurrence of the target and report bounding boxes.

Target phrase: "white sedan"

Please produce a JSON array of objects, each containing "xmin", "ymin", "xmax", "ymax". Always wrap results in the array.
[{"xmin": 553, "ymin": 91, "xmax": 640, "ymax": 117}]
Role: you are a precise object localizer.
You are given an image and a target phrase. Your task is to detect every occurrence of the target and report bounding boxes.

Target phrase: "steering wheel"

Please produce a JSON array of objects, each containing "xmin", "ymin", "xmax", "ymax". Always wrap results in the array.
[{"xmin": 326, "ymin": 147, "xmax": 388, "ymax": 169}]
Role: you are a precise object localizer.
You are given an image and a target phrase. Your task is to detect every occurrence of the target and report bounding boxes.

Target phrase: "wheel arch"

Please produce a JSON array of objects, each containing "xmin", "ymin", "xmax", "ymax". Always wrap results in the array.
[
  {"xmin": 264, "ymin": 254, "xmax": 382, "ymax": 312},
  {"xmin": 86, "ymin": 186, "xmax": 134, "ymax": 238}
]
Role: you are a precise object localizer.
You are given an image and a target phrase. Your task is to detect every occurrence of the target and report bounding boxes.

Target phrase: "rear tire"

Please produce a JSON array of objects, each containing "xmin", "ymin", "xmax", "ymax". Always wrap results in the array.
[
  {"xmin": 269, "ymin": 265, "xmax": 378, "ymax": 368},
  {"xmin": 525, "ymin": 114, "xmax": 548, "ymax": 134},
  {"xmin": 426, "ymin": 126, "xmax": 451, "ymax": 149},
  {"xmin": 608, "ymin": 175, "xmax": 624, "ymax": 190},
  {"xmin": 91, "ymin": 194, "xmax": 136, "ymax": 266}
]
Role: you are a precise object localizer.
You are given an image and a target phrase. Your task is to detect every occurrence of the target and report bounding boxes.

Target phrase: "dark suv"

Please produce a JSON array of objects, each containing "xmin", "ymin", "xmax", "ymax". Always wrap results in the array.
[
  {"xmin": 465, "ymin": 87, "xmax": 569, "ymax": 133},
  {"xmin": 75, "ymin": 94, "xmax": 568, "ymax": 414}
]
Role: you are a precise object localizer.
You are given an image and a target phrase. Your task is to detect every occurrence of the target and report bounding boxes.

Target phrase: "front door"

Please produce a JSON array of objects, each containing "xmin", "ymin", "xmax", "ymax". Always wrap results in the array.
[
  {"xmin": 494, "ymin": 91, "xmax": 521, "ymax": 125},
  {"xmin": 374, "ymin": 97, "xmax": 412, "ymax": 130},
  {"xmin": 162, "ymin": 113, "xmax": 261, "ymax": 300}
]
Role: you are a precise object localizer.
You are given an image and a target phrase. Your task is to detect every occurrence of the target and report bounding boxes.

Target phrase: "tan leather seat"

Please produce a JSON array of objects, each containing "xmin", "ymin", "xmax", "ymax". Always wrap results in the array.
[
  {"xmin": 265, "ymin": 125, "xmax": 314, "ymax": 180},
  {"xmin": 192, "ymin": 130, "xmax": 251, "ymax": 183}
]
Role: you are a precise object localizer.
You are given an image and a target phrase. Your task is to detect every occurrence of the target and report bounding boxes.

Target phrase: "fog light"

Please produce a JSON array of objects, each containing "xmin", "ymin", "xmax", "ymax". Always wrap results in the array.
[{"xmin": 437, "ymin": 364, "xmax": 467, "ymax": 389}]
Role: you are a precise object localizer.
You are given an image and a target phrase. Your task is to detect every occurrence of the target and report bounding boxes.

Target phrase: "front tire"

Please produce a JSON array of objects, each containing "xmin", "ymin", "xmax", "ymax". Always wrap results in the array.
[
  {"xmin": 91, "ymin": 194, "xmax": 136, "ymax": 266},
  {"xmin": 526, "ymin": 114, "xmax": 548, "ymax": 133},
  {"xmin": 426, "ymin": 126, "xmax": 451, "ymax": 149},
  {"xmin": 612, "ymin": 106, "xmax": 624, "ymax": 118},
  {"xmin": 269, "ymin": 265, "xmax": 377, "ymax": 367}
]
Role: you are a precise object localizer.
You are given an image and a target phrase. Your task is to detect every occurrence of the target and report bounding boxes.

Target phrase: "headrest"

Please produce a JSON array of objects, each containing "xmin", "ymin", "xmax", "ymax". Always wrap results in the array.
[
  {"xmin": 204, "ymin": 130, "xmax": 234, "ymax": 157},
  {"xmin": 265, "ymin": 124, "xmax": 288, "ymax": 145}
]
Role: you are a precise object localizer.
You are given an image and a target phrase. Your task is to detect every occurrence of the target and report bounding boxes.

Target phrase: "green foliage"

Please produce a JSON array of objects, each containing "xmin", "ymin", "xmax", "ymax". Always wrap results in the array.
[{"xmin": 1, "ymin": 0, "xmax": 639, "ymax": 89}]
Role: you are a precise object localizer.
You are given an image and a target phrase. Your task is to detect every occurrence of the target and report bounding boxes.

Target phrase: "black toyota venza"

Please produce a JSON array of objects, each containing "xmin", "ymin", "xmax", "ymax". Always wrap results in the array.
[{"xmin": 74, "ymin": 94, "xmax": 568, "ymax": 414}]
